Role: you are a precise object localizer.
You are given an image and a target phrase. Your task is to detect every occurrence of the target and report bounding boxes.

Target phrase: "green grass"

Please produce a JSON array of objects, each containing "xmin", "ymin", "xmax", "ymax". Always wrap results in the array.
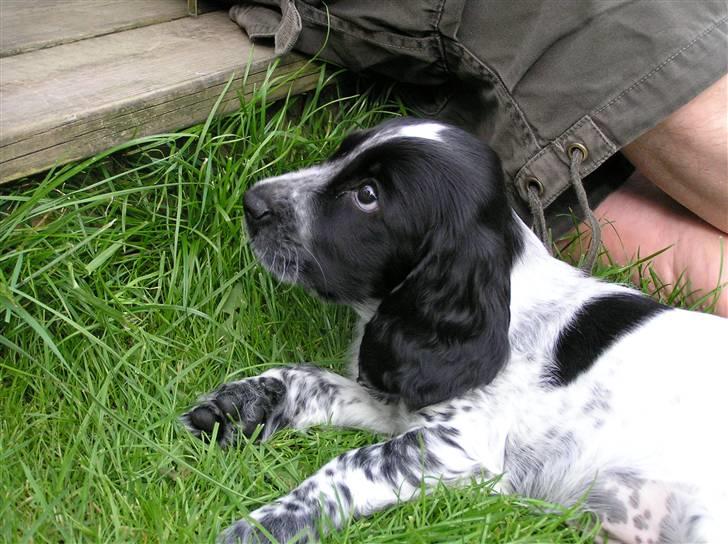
[{"xmin": 0, "ymin": 67, "xmax": 712, "ymax": 544}]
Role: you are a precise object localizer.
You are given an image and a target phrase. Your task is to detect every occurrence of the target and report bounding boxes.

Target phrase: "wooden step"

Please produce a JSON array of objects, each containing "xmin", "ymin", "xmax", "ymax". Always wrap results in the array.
[
  {"xmin": 0, "ymin": 0, "xmax": 217, "ymax": 57},
  {"xmin": 0, "ymin": 5, "xmax": 320, "ymax": 184}
]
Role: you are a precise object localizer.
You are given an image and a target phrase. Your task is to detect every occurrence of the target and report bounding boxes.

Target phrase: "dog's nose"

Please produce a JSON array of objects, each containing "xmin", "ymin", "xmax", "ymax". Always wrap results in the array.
[{"xmin": 243, "ymin": 187, "xmax": 273, "ymax": 224}]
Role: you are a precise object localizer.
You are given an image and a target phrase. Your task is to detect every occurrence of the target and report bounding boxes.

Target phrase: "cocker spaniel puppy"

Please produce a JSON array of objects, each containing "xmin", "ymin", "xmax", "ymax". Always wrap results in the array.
[{"xmin": 182, "ymin": 118, "xmax": 727, "ymax": 543}]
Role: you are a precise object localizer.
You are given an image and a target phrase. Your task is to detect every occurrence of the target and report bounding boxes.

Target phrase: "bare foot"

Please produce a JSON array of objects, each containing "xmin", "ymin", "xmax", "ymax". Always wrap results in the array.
[
  {"xmin": 591, "ymin": 172, "xmax": 727, "ymax": 316},
  {"xmin": 573, "ymin": 74, "xmax": 728, "ymax": 316}
]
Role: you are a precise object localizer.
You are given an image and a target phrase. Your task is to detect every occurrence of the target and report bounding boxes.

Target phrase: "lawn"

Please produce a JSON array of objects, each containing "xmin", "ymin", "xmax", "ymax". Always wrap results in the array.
[{"xmin": 0, "ymin": 66, "xmax": 709, "ymax": 543}]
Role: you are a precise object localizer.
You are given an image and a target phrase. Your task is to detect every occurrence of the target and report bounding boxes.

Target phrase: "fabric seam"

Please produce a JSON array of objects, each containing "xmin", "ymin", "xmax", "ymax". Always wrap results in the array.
[
  {"xmin": 514, "ymin": 15, "xmax": 726, "ymax": 209},
  {"xmin": 595, "ymin": 15, "xmax": 728, "ymax": 115},
  {"xmin": 296, "ymin": 2, "xmax": 437, "ymax": 53},
  {"xmin": 434, "ymin": 0, "xmax": 449, "ymax": 73},
  {"xmin": 453, "ymin": 42, "xmax": 540, "ymax": 150}
]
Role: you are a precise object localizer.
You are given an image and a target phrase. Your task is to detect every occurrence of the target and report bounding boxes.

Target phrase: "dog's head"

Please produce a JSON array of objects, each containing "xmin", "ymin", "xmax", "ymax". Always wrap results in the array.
[{"xmin": 244, "ymin": 118, "xmax": 522, "ymax": 408}]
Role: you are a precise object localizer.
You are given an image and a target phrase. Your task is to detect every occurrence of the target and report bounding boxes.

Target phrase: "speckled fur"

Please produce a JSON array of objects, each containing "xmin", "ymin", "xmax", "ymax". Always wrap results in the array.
[{"xmin": 182, "ymin": 119, "xmax": 728, "ymax": 543}]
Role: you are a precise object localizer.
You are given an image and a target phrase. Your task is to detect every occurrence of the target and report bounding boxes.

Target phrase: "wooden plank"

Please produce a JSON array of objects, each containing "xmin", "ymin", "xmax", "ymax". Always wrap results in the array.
[
  {"xmin": 0, "ymin": 0, "xmax": 216, "ymax": 57},
  {"xmin": 0, "ymin": 11, "xmax": 322, "ymax": 183},
  {"xmin": 0, "ymin": 71, "xmax": 322, "ymax": 183}
]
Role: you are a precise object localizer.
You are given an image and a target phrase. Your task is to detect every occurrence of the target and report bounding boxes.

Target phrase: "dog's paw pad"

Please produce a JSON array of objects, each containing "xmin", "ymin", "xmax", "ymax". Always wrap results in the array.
[
  {"xmin": 186, "ymin": 404, "xmax": 224, "ymax": 435},
  {"xmin": 180, "ymin": 401, "xmax": 231, "ymax": 445},
  {"xmin": 182, "ymin": 377, "xmax": 287, "ymax": 446}
]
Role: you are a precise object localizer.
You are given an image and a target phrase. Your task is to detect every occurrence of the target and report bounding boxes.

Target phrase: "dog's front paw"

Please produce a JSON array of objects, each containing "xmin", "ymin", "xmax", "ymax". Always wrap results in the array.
[
  {"xmin": 217, "ymin": 519, "xmax": 264, "ymax": 544},
  {"xmin": 218, "ymin": 506, "xmax": 317, "ymax": 544},
  {"xmin": 181, "ymin": 376, "xmax": 286, "ymax": 447}
]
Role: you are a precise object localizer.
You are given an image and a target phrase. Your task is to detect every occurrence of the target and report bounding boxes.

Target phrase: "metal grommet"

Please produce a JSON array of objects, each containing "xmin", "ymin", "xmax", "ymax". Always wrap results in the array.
[
  {"xmin": 524, "ymin": 176, "xmax": 544, "ymax": 197},
  {"xmin": 567, "ymin": 142, "xmax": 589, "ymax": 161}
]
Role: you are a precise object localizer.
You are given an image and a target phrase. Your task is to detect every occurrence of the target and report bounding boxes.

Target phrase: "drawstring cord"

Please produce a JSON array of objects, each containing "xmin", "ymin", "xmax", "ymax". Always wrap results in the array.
[
  {"xmin": 527, "ymin": 183, "xmax": 552, "ymax": 255},
  {"xmin": 525, "ymin": 145, "xmax": 602, "ymax": 272},
  {"xmin": 568, "ymin": 146, "xmax": 601, "ymax": 272}
]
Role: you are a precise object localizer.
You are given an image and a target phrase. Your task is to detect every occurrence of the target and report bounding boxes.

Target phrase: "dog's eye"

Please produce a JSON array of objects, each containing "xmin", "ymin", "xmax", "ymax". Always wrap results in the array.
[{"xmin": 353, "ymin": 184, "xmax": 379, "ymax": 213}]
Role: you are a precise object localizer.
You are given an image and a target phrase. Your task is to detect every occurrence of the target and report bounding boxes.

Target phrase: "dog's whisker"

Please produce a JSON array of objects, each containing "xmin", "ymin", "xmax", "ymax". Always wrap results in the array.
[
  {"xmin": 301, "ymin": 244, "xmax": 327, "ymax": 288},
  {"xmin": 280, "ymin": 248, "xmax": 289, "ymax": 282}
]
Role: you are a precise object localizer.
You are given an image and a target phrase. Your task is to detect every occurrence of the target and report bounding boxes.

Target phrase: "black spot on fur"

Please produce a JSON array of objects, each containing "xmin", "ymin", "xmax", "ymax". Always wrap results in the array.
[
  {"xmin": 344, "ymin": 429, "xmax": 443, "ymax": 489},
  {"xmin": 594, "ymin": 487, "xmax": 629, "ymax": 524},
  {"xmin": 547, "ymin": 293, "xmax": 667, "ymax": 386},
  {"xmin": 336, "ymin": 483, "xmax": 352, "ymax": 505},
  {"xmin": 221, "ymin": 505, "xmax": 319, "ymax": 544},
  {"xmin": 629, "ymin": 489, "xmax": 640, "ymax": 508},
  {"xmin": 617, "ymin": 470, "xmax": 645, "ymax": 491},
  {"xmin": 292, "ymin": 481, "xmax": 317, "ymax": 502},
  {"xmin": 432, "ymin": 425, "xmax": 465, "ymax": 453}
]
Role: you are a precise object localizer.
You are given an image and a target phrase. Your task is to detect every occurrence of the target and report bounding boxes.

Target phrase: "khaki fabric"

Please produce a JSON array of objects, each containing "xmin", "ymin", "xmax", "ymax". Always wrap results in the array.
[{"xmin": 229, "ymin": 0, "xmax": 728, "ymax": 227}]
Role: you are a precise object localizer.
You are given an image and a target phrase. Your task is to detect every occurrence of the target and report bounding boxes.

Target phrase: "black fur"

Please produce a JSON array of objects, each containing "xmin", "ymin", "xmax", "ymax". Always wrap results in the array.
[
  {"xmin": 304, "ymin": 120, "xmax": 524, "ymax": 408},
  {"xmin": 181, "ymin": 377, "xmax": 286, "ymax": 445},
  {"xmin": 183, "ymin": 118, "xmax": 724, "ymax": 544},
  {"xmin": 329, "ymin": 128, "xmax": 372, "ymax": 160},
  {"xmin": 547, "ymin": 293, "xmax": 667, "ymax": 386}
]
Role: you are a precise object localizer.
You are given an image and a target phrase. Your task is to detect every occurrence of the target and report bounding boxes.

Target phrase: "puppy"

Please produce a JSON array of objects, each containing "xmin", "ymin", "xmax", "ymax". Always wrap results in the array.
[{"xmin": 183, "ymin": 118, "xmax": 728, "ymax": 543}]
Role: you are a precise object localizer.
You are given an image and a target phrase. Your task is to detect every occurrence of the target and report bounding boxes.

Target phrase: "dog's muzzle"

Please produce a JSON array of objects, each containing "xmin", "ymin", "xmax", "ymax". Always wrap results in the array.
[{"xmin": 243, "ymin": 184, "xmax": 277, "ymax": 237}]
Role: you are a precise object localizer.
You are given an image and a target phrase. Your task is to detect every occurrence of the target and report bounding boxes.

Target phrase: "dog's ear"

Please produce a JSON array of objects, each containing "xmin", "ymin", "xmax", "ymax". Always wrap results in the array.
[{"xmin": 358, "ymin": 220, "xmax": 515, "ymax": 410}]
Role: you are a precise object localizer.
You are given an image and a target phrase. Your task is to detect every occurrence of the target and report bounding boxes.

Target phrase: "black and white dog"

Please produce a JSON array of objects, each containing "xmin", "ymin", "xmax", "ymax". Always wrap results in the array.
[{"xmin": 183, "ymin": 119, "xmax": 727, "ymax": 543}]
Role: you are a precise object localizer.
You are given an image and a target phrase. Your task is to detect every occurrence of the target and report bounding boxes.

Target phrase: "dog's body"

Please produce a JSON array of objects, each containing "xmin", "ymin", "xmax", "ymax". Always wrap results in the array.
[{"xmin": 183, "ymin": 119, "xmax": 728, "ymax": 543}]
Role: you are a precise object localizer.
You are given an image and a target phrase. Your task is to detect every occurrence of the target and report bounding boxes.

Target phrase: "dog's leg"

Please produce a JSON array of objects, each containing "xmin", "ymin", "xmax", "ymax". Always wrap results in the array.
[
  {"xmin": 591, "ymin": 474, "xmax": 713, "ymax": 544},
  {"xmin": 181, "ymin": 365, "xmax": 410, "ymax": 446},
  {"xmin": 218, "ymin": 423, "xmax": 482, "ymax": 543}
]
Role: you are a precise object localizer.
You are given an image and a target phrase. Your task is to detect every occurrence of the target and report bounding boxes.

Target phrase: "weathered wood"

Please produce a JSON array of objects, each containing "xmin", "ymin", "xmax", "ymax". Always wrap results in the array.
[
  {"xmin": 0, "ymin": 10, "xmax": 322, "ymax": 184},
  {"xmin": 0, "ymin": 0, "xmax": 216, "ymax": 57}
]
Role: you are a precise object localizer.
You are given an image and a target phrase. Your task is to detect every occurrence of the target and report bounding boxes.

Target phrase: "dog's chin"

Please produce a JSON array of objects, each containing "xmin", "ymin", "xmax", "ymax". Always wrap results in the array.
[
  {"xmin": 250, "ymin": 237, "xmax": 358, "ymax": 304},
  {"xmin": 249, "ymin": 237, "xmax": 309, "ymax": 287}
]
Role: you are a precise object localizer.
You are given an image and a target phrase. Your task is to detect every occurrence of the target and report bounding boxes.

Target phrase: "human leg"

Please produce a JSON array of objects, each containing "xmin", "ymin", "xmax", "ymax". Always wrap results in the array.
[
  {"xmin": 594, "ymin": 172, "xmax": 727, "ymax": 316},
  {"xmin": 622, "ymin": 75, "xmax": 728, "ymax": 233},
  {"xmin": 574, "ymin": 75, "xmax": 728, "ymax": 315}
]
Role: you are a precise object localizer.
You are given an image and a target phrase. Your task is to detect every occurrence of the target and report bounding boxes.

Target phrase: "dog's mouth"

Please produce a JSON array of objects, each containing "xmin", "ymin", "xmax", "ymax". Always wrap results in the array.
[
  {"xmin": 248, "ymin": 236, "xmax": 307, "ymax": 286},
  {"xmin": 243, "ymin": 182, "xmax": 312, "ymax": 286}
]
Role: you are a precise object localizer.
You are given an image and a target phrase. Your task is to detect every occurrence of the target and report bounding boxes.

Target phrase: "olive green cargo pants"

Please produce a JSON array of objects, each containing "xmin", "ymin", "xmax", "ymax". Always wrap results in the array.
[{"xmin": 229, "ymin": 0, "xmax": 727, "ymax": 233}]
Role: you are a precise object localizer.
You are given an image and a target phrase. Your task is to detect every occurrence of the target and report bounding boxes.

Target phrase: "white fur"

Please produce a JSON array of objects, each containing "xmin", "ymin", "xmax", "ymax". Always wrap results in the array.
[
  {"xmin": 234, "ymin": 220, "xmax": 728, "ymax": 543},
  {"xmin": 191, "ymin": 121, "xmax": 728, "ymax": 544}
]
